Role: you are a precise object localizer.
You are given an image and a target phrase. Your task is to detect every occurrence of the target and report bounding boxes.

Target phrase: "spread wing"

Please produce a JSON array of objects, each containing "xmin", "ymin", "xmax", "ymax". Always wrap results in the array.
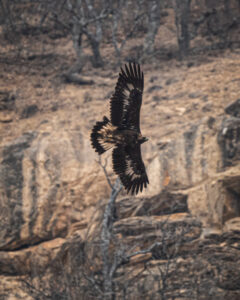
[
  {"xmin": 112, "ymin": 144, "xmax": 149, "ymax": 195},
  {"xmin": 110, "ymin": 62, "xmax": 144, "ymax": 133}
]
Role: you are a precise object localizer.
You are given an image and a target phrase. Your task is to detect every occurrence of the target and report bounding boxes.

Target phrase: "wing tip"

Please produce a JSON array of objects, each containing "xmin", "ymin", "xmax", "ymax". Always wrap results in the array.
[
  {"xmin": 124, "ymin": 177, "xmax": 149, "ymax": 196},
  {"xmin": 120, "ymin": 61, "xmax": 143, "ymax": 91}
]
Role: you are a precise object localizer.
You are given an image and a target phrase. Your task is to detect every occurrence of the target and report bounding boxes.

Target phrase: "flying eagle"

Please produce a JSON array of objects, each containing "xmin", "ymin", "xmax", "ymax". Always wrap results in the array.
[{"xmin": 90, "ymin": 62, "xmax": 149, "ymax": 195}]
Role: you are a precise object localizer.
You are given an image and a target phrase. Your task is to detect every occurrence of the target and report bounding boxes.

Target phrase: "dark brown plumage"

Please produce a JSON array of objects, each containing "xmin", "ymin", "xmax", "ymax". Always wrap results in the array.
[{"xmin": 90, "ymin": 62, "xmax": 149, "ymax": 195}]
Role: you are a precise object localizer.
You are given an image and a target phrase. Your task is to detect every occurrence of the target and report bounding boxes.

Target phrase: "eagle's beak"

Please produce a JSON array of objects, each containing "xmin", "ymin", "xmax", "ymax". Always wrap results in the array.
[{"xmin": 141, "ymin": 136, "xmax": 148, "ymax": 144}]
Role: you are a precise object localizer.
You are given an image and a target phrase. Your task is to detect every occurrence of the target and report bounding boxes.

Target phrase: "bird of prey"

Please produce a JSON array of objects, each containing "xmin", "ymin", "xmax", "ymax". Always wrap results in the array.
[{"xmin": 90, "ymin": 62, "xmax": 149, "ymax": 195}]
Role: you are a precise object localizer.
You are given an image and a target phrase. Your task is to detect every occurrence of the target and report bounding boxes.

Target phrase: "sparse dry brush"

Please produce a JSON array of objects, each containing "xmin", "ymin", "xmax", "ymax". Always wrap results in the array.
[{"xmin": 0, "ymin": 0, "xmax": 239, "ymax": 69}]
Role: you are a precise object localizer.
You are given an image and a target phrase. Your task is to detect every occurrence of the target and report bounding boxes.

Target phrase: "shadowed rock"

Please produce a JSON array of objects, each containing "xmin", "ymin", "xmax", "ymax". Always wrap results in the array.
[
  {"xmin": 218, "ymin": 117, "xmax": 240, "ymax": 167},
  {"xmin": 116, "ymin": 191, "xmax": 188, "ymax": 219},
  {"xmin": 0, "ymin": 91, "xmax": 15, "ymax": 111},
  {"xmin": 21, "ymin": 105, "xmax": 39, "ymax": 119},
  {"xmin": 0, "ymin": 132, "xmax": 37, "ymax": 250},
  {"xmin": 62, "ymin": 73, "xmax": 94, "ymax": 85},
  {"xmin": 225, "ymin": 98, "xmax": 240, "ymax": 118}
]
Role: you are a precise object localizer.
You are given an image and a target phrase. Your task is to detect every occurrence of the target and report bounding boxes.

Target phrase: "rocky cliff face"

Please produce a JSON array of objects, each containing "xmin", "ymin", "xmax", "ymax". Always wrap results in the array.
[{"xmin": 0, "ymin": 49, "xmax": 240, "ymax": 299}]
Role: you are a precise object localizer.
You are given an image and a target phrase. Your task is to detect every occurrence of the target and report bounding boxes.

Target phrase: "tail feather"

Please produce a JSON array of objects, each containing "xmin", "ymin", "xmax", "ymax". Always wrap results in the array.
[{"xmin": 90, "ymin": 116, "xmax": 114, "ymax": 155}]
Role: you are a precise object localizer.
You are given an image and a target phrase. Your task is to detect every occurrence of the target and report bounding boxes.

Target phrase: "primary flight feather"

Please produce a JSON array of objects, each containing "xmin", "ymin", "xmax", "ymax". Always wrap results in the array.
[{"xmin": 90, "ymin": 62, "xmax": 149, "ymax": 195}]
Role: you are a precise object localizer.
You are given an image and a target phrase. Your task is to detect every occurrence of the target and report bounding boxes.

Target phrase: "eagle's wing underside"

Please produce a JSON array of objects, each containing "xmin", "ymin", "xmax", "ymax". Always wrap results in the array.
[
  {"xmin": 110, "ymin": 62, "xmax": 144, "ymax": 133},
  {"xmin": 112, "ymin": 144, "xmax": 149, "ymax": 195}
]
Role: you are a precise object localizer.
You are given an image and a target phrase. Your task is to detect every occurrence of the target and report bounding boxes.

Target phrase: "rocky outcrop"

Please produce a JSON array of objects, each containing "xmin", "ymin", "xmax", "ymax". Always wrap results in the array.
[
  {"xmin": 1, "ymin": 102, "xmax": 240, "ymax": 299},
  {"xmin": 0, "ymin": 117, "xmax": 110, "ymax": 252},
  {"xmin": 146, "ymin": 115, "xmax": 240, "ymax": 235}
]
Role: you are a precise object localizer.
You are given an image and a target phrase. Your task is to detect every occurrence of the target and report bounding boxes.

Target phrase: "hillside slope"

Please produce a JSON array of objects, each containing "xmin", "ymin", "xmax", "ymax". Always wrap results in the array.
[{"xmin": 0, "ymin": 27, "xmax": 240, "ymax": 298}]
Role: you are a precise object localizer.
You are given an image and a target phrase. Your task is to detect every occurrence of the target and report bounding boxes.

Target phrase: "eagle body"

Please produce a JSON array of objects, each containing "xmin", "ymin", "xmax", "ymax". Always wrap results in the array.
[
  {"xmin": 90, "ymin": 63, "xmax": 149, "ymax": 195},
  {"xmin": 101, "ymin": 126, "xmax": 146, "ymax": 148}
]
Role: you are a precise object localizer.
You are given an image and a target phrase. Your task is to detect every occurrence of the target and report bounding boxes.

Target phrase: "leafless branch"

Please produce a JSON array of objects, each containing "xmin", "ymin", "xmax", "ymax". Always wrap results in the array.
[
  {"xmin": 97, "ymin": 156, "xmax": 114, "ymax": 190},
  {"xmin": 81, "ymin": 271, "xmax": 104, "ymax": 296},
  {"xmin": 20, "ymin": 277, "xmax": 52, "ymax": 299},
  {"xmin": 110, "ymin": 1, "xmax": 146, "ymax": 64},
  {"xmin": 125, "ymin": 242, "xmax": 162, "ymax": 261}
]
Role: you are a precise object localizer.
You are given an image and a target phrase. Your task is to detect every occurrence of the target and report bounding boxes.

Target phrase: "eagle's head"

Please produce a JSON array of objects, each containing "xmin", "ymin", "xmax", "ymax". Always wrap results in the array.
[{"xmin": 139, "ymin": 136, "xmax": 148, "ymax": 144}]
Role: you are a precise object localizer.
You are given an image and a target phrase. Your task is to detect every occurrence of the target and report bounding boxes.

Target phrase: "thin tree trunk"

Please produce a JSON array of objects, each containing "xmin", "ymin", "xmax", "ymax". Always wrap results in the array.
[
  {"xmin": 143, "ymin": 0, "xmax": 160, "ymax": 56},
  {"xmin": 111, "ymin": 6, "xmax": 121, "ymax": 65},
  {"xmin": 87, "ymin": 34, "xmax": 104, "ymax": 68},
  {"xmin": 71, "ymin": 21, "xmax": 86, "ymax": 73},
  {"xmin": 84, "ymin": 0, "xmax": 104, "ymax": 68},
  {"xmin": 174, "ymin": 0, "xmax": 192, "ymax": 59},
  {"xmin": 101, "ymin": 178, "xmax": 122, "ymax": 300}
]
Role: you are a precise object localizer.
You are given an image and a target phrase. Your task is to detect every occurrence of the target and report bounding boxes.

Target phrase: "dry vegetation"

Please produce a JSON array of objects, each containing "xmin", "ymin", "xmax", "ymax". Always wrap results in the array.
[{"xmin": 0, "ymin": 1, "xmax": 239, "ymax": 145}]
